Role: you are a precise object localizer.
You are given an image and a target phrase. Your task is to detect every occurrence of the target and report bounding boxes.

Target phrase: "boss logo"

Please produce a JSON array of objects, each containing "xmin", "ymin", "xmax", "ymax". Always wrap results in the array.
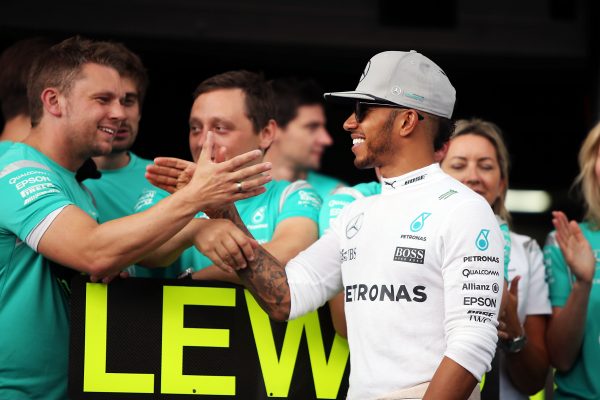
[{"xmin": 393, "ymin": 246, "xmax": 425, "ymax": 264}]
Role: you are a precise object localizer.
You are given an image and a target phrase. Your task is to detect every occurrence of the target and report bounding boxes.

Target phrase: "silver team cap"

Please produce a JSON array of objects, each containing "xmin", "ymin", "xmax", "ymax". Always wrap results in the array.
[{"xmin": 324, "ymin": 50, "xmax": 456, "ymax": 119}]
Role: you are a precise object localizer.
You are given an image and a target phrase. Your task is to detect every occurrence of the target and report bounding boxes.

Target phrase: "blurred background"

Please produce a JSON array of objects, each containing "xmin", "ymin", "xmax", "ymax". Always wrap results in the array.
[{"xmin": 1, "ymin": 0, "xmax": 598, "ymax": 243}]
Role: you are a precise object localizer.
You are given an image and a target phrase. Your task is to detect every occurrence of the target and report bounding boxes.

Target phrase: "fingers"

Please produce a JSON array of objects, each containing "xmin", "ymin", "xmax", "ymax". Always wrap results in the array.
[
  {"xmin": 220, "ymin": 234, "xmax": 249, "ymax": 269},
  {"xmin": 146, "ymin": 158, "xmax": 195, "ymax": 193},
  {"xmin": 215, "ymin": 146, "xmax": 228, "ymax": 164},
  {"xmin": 228, "ymin": 186, "xmax": 267, "ymax": 202},
  {"xmin": 230, "ymin": 162, "xmax": 272, "ymax": 183},
  {"xmin": 145, "ymin": 170, "xmax": 178, "ymax": 190},
  {"xmin": 229, "ymin": 228, "xmax": 256, "ymax": 262},
  {"xmin": 207, "ymin": 245, "xmax": 234, "ymax": 272},
  {"xmin": 552, "ymin": 211, "xmax": 570, "ymax": 237},
  {"xmin": 497, "ymin": 330, "xmax": 509, "ymax": 340},
  {"xmin": 497, "ymin": 320, "xmax": 508, "ymax": 336},
  {"xmin": 222, "ymin": 149, "xmax": 264, "ymax": 171},
  {"xmin": 509, "ymin": 275, "xmax": 520, "ymax": 298},
  {"xmin": 148, "ymin": 160, "xmax": 187, "ymax": 177},
  {"xmin": 153, "ymin": 157, "xmax": 192, "ymax": 171},
  {"xmin": 570, "ymin": 220, "xmax": 586, "ymax": 243},
  {"xmin": 198, "ymin": 131, "xmax": 215, "ymax": 164}
]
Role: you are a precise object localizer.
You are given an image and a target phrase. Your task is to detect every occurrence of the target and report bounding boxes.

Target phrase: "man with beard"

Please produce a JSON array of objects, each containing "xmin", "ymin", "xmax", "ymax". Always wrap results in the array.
[
  {"xmin": 83, "ymin": 43, "xmax": 152, "ymax": 223},
  {"xmin": 0, "ymin": 37, "xmax": 269, "ymax": 399},
  {"xmin": 149, "ymin": 51, "xmax": 504, "ymax": 399}
]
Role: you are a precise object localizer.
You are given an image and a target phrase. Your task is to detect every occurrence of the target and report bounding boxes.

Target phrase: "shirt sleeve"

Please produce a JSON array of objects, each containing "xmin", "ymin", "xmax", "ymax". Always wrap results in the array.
[
  {"xmin": 134, "ymin": 187, "xmax": 206, "ymax": 218},
  {"xmin": 133, "ymin": 187, "xmax": 169, "ymax": 213},
  {"xmin": 496, "ymin": 216, "xmax": 511, "ymax": 281},
  {"xmin": 276, "ymin": 181, "xmax": 322, "ymax": 224},
  {"xmin": 523, "ymin": 238, "xmax": 552, "ymax": 315},
  {"xmin": 0, "ymin": 165, "xmax": 73, "ymax": 244},
  {"xmin": 543, "ymin": 231, "xmax": 573, "ymax": 307},
  {"xmin": 287, "ymin": 216, "xmax": 344, "ymax": 320},
  {"xmin": 437, "ymin": 198, "xmax": 504, "ymax": 381},
  {"xmin": 318, "ymin": 191, "xmax": 357, "ymax": 237}
]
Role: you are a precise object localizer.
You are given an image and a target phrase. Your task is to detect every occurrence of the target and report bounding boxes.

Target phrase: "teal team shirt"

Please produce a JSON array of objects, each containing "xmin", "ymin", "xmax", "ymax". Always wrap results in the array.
[
  {"xmin": 306, "ymin": 170, "xmax": 346, "ymax": 199},
  {"xmin": 318, "ymin": 181, "xmax": 381, "ymax": 237},
  {"xmin": 0, "ymin": 140, "xmax": 13, "ymax": 157},
  {"xmin": 133, "ymin": 179, "xmax": 322, "ymax": 278},
  {"xmin": 544, "ymin": 223, "xmax": 600, "ymax": 400},
  {"xmin": 84, "ymin": 152, "xmax": 153, "ymax": 222},
  {"xmin": 0, "ymin": 143, "xmax": 98, "ymax": 399}
]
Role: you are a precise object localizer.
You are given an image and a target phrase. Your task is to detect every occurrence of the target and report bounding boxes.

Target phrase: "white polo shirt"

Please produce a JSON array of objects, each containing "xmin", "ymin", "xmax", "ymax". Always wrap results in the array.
[{"xmin": 286, "ymin": 163, "xmax": 504, "ymax": 399}]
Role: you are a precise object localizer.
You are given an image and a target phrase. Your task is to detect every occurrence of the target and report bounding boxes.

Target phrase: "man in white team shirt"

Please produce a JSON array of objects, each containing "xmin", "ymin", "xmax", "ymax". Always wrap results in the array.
[{"xmin": 153, "ymin": 51, "xmax": 504, "ymax": 399}]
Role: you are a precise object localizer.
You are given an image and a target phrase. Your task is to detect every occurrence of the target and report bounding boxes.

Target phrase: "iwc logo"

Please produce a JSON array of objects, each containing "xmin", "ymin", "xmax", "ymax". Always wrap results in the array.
[{"xmin": 346, "ymin": 213, "xmax": 364, "ymax": 239}]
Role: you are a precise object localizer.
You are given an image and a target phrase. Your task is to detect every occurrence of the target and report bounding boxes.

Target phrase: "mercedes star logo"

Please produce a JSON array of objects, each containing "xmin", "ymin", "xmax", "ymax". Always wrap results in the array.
[{"xmin": 346, "ymin": 213, "xmax": 364, "ymax": 239}]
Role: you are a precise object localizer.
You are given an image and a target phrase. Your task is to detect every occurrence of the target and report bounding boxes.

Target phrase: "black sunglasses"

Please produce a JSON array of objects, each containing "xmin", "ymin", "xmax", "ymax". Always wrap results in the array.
[{"xmin": 354, "ymin": 101, "xmax": 424, "ymax": 123}]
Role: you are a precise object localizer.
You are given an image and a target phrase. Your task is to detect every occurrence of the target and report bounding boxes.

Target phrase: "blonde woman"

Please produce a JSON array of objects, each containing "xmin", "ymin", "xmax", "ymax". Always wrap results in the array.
[
  {"xmin": 441, "ymin": 118, "xmax": 551, "ymax": 399},
  {"xmin": 544, "ymin": 122, "xmax": 600, "ymax": 399}
]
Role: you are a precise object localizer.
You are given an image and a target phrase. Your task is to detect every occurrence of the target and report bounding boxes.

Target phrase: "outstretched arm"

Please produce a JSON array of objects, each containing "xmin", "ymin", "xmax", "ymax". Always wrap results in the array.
[
  {"xmin": 207, "ymin": 204, "xmax": 291, "ymax": 321},
  {"xmin": 192, "ymin": 216, "xmax": 317, "ymax": 283},
  {"xmin": 546, "ymin": 211, "xmax": 594, "ymax": 371},
  {"xmin": 38, "ymin": 133, "xmax": 271, "ymax": 280}
]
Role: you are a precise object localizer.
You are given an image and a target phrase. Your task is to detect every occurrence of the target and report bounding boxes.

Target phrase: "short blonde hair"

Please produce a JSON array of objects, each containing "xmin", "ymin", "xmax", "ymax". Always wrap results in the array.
[
  {"xmin": 575, "ymin": 121, "xmax": 600, "ymax": 229},
  {"xmin": 449, "ymin": 118, "xmax": 511, "ymax": 224}
]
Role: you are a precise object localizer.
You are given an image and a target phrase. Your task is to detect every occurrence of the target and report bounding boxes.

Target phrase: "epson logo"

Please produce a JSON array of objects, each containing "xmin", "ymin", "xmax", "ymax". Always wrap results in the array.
[
  {"xmin": 15, "ymin": 175, "xmax": 51, "ymax": 190},
  {"xmin": 393, "ymin": 247, "xmax": 425, "ymax": 264},
  {"xmin": 403, "ymin": 174, "xmax": 426, "ymax": 186},
  {"xmin": 463, "ymin": 296, "xmax": 497, "ymax": 308}
]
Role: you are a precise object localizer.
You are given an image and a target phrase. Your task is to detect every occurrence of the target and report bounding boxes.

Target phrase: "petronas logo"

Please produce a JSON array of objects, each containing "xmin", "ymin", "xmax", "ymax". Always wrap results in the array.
[
  {"xmin": 438, "ymin": 189, "xmax": 457, "ymax": 200},
  {"xmin": 410, "ymin": 212, "xmax": 431, "ymax": 232},
  {"xmin": 476, "ymin": 229, "xmax": 490, "ymax": 251}
]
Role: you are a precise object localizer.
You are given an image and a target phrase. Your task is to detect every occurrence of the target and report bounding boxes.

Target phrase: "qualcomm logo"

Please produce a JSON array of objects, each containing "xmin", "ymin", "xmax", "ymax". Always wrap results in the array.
[
  {"xmin": 476, "ymin": 229, "xmax": 490, "ymax": 251},
  {"xmin": 410, "ymin": 212, "xmax": 431, "ymax": 232},
  {"xmin": 346, "ymin": 213, "xmax": 364, "ymax": 239},
  {"xmin": 251, "ymin": 206, "xmax": 266, "ymax": 224}
]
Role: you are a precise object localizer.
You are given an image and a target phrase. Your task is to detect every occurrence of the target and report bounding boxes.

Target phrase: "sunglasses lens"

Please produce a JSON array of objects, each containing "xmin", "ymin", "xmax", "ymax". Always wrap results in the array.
[{"xmin": 355, "ymin": 102, "xmax": 364, "ymax": 122}]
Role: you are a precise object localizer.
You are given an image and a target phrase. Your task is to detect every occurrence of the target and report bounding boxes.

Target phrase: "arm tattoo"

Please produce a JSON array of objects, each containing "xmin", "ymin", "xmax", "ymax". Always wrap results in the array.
[{"xmin": 213, "ymin": 205, "xmax": 291, "ymax": 320}]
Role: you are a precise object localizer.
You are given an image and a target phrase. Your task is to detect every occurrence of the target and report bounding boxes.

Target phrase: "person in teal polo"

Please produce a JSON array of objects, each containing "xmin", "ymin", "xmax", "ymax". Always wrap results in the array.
[
  {"xmin": 0, "ymin": 37, "xmax": 269, "ymax": 400},
  {"xmin": 264, "ymin": 77, "xmax": 346, "ymax": 199},
  {"xmin": 544, "ymin": 122, "xmax": 600, "ymax": 400},
  {"xmin": 84, "ymin": 42, "xmax": 153, "ymax": 224},
  {"xmin": 138, "ymin": 71, "xmax": 321, "ymax": 279}
]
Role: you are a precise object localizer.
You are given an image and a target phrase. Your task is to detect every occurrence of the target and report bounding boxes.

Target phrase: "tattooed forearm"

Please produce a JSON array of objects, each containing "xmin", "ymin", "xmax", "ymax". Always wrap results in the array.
[{"xmin": 214, "ymin": 204, "xmax": 291, "ymax": 320}]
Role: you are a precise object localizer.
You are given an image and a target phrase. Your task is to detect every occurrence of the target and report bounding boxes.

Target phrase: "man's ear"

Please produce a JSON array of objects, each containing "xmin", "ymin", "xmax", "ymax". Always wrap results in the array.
[
  {"xmin": 397, "ymin": 109, "xmax": 420, "ymax": 138},
  {"xmin": 258, "ymin": 119, "xmax": 277, "ymax": 150},
  {"xmin": 40, "ymin": 88, "xmax": 63, "ymax": 118}
]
